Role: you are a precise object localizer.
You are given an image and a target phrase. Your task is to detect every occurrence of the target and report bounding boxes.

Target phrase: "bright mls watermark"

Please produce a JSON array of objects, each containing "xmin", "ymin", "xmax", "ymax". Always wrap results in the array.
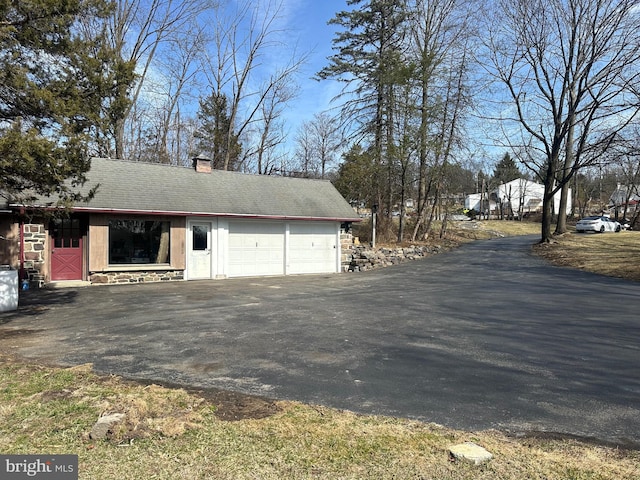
[{"xmin": 0, "ymin": 455, "xmax": 78, "ymax": 479}]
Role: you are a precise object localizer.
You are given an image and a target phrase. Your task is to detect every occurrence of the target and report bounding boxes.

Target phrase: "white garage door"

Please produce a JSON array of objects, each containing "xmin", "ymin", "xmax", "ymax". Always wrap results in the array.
[
  {"xmin": 289, "ymin": 222, "xmax": 338, "ymax": 274},
  {"xmin": 228, "ymin": 221, "xmax": 285, "ymax": 277}
]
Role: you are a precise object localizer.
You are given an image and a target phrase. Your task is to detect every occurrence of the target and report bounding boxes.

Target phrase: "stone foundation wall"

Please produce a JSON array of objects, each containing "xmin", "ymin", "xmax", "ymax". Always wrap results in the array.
[
  {"xmin": 89, "ymin": 270, "xmax": 184, "ymax": 285},
  {"xmin": 22, "ymin": 224, "xmax": 47, "ymax": 288}
]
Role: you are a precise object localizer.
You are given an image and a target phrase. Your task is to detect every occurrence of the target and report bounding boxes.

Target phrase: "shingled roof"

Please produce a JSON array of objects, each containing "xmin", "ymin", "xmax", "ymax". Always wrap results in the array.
[{"xmin": 60, "ymin": 158, "xmax": 360, "ymax": 221}]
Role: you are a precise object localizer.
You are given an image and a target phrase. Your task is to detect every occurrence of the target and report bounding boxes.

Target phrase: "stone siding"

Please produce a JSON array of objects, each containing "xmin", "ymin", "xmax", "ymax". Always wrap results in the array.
[
  {"xmin": 89, "ymin": 270, "xmax": 184, "ymax": 285},
  {"xmin": 22, "ymin": 224, "xmax": 47, "ymax": 288},
  {"xmin": 340, "ymin": 231, "xmax": 354, "ymax": 272}
]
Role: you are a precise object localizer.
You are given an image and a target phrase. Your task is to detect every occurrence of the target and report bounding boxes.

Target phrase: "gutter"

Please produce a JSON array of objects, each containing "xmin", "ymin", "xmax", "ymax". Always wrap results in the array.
[
  {"xmin": 10, "ymin": 204, "xmax": 361, "ymax": 223},
  {"xmin": 19, "ymin": 211, "xmax": 25, "ymax": 282}
]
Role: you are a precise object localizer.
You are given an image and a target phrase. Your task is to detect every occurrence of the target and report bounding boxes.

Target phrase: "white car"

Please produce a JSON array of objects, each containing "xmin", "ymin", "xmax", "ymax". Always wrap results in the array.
[{"xmin": 575, "ymin": 216, "xmax": 622, "ymax": 233}]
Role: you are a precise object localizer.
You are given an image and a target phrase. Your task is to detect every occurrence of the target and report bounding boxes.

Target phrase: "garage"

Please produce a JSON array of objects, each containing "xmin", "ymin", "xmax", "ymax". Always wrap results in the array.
[
  {"xmin": 228, "ymin": 221, "xmax": 285, "ymax": 277},
  {"xmin": 288, "ymin": 222, "xmax": 338, "ymax": 275},
  {"xmin": 226, "ymin": 220, "xmax": 340, "ymax": 278},
  {"xmin": 6, "ymin": 157, "xmax": 361, "ymax": 286}
]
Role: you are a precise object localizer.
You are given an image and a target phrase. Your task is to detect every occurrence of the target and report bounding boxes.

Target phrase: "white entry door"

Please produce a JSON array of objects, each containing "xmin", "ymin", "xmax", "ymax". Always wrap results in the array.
[{"xmin": 188, "ymin": 222, "xmax": 212, "ymax": 279}]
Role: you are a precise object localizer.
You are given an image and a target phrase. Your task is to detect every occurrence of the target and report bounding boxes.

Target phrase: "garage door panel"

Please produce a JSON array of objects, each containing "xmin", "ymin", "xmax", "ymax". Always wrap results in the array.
[
  {"xmin": 228, "ymin": 221, "xmax": 285, "ymax": 277},
  {"xmin": 289, "ymin": 222, "xmax": 337, "ymax": 274},
  {"xmin": 227, "ymin": 221, "xmax": 338, "ymax": 277}
]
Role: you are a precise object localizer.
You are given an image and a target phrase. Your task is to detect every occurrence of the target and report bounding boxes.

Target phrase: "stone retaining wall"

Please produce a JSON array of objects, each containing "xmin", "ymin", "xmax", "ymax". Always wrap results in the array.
[{"xmin": 343, "ymin": 244, "xmax": 444, "ymax": 272}]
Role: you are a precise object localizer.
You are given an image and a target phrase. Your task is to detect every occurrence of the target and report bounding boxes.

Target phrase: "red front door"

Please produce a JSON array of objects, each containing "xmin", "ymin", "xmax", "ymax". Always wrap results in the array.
[{"xmin": 50, "ymin": 218, "xmax": 84, "ymax": 281}]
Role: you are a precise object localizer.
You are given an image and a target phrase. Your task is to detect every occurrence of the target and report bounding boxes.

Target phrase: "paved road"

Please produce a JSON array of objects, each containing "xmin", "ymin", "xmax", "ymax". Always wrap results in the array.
[{"xmin": 2, "ymin": 235, "xmax": 639, "ymax": 447}]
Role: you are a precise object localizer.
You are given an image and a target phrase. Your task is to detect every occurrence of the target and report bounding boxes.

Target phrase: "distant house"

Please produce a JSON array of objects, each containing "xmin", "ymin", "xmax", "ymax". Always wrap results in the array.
[
  {"xmin": 608, "ymin": 183, "xmax": 639, "ymax": 224},
  {"xmin": 465, "ymin": 179, "xmax": 570, "ymax": 217},
  {"xmin": 609, "ymin": 184, "xmax": 640, "ymax": 209},
  {"xmin": 0, "ymin": 157, "xmax": 360, "ymax": 287},
  {"xmin": 464, "ymin": 193, "xmax": 497, "ymax": 214}
]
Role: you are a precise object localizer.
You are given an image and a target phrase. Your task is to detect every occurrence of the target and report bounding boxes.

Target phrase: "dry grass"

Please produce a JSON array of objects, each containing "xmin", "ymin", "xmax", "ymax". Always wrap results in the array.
[
  {"xmin": 447, "ymin": 219, "xmax": 541, "ymax": 241},
  {"xmin": 533, "ymin": 230, "xmax": 640, "ymax": 282},
  {"xmin": 470, "ymin": 219, "xmax": 543, "ymax": 236},
  {"xmin": 1, "ymin": 355, "xmax": 638, "ymax": 479}
]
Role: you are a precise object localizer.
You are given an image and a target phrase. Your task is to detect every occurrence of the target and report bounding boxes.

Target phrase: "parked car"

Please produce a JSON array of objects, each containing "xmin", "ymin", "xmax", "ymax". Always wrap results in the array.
[{"xmin": 575, "ymin": 216, "xmax": 622, "ymax": 233}]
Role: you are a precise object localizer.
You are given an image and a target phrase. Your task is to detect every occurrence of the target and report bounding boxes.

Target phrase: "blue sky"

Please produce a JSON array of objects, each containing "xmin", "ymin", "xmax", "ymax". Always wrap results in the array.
[
  {"xmin": 132, "ymin": 0, "xmax": 514, "ymax": 169},
  {"xmin": 277, "ymin": 0, "xmax": 346, "ymax": 133}
]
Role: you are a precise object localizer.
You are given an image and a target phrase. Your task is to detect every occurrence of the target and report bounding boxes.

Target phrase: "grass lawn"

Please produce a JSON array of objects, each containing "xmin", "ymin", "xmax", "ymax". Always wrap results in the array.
[
  {"xmin": 1, "ymin": 358, "xmax": 638, "ymax": 480},
  {"xmin": 1, "ymin": 220, "xmax": 638, "ymax": 479},
  {"xmin": 532, "ymin": 230, "xmax": 640, "ymax": 282},
  {"xmin": 446, "ymin": 219, "xmax": 541, "ymax": 242}
]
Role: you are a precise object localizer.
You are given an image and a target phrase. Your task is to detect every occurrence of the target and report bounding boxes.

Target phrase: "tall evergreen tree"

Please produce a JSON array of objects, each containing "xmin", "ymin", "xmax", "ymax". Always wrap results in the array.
[
  {"xmin": 318, "ymin": 0, "xmax": 409, "ymax": 220},
  {"xmin": 193, "ymin": 92, "xmax": 241, "ymax": 170},
  {"xmin": 333, "ymin": 144, "xmax": 375, "ymax": 208},
  {"xmin": 492, "ymin": 153, "xmax": 522, "ymax": 185},
  {"xmin": 0, "ymin": 0, "xmax": 112, "ymax": 206}
]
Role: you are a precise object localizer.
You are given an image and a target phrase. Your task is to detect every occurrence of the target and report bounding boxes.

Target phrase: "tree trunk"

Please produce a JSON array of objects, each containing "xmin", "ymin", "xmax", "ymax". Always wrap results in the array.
[
  {"xmin": 115, "ymin": 118, "xmax": 125, "ymax": 159},
  {"xmin": 555, "ymin": 181, "xmax": 571, "ymax": 233},
  {"xmin": 411, "ymin": 83, "xmax": 431, "ymax": 242},
  {"xmin": 156, "ymin": 222, "xmax": 170, "ymax": 263},
  {"xmin": 540, "ymin": 169, "xmax": 556, "ymax": 243},
  {"xmin": 556, "ymin": 101, "xmax": 575, "ymax": 234}
]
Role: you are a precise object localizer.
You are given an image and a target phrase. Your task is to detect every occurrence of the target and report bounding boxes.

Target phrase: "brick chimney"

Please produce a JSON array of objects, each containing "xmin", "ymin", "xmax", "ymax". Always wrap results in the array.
[{"xmin": 193, "ymin": 154, "xmax": 212, "ymax": 173}]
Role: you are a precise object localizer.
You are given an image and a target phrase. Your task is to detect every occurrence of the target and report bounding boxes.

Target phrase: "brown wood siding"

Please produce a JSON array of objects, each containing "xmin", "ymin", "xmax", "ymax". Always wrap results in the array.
[
  {"xmin": 0, "ymin": 218, "xmax": 19, "ymax": 269},
  {"xmin": 172, "ymin": 217, "xmax": 186, "ymax": 269},
  {"xmin": 89, "ymin": 214, "xmax": 186, "ymax": 272}
]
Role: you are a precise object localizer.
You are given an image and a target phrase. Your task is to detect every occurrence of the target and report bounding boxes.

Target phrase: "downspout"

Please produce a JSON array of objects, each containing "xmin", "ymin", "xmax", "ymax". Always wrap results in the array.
[{"xmin": 19, "ymin": 208, "xmax": 25, "ymax": 282}]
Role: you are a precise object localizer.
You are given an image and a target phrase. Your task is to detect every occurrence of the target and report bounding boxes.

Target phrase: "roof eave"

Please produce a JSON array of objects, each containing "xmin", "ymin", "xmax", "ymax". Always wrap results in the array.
[{"xmin": 19, "ymin": 205, "xmax": 361, "ymax": 223}]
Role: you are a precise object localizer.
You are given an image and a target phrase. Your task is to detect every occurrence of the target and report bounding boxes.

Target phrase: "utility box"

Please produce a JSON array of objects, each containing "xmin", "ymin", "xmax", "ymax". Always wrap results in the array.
[{"xmin": 0, "ymin": 266, "xmax": 18, "ymax": 313}]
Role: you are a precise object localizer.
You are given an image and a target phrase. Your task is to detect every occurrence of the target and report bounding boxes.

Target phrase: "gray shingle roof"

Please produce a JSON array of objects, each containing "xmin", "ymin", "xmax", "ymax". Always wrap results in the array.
[{"xmin": 68, "ymin": 158, "xmax": 360, "ymax": 221}]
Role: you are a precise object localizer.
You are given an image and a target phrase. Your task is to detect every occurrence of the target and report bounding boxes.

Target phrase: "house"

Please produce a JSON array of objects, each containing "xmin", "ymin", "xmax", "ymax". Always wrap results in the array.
[
  {"xmin": 607, "ymin": 183, "xmax": 639, "ymax": 227},
  {"xmin": 464, "ymin": 193, "xmax": 497, "ymax": 215},
  {"xmin": 609, "ymin": 183, "xmax": 639, "ymax": 210},
  {"xmin": 0, "ymin": 157, "xmax": 360, "ymax": 287},
  {"xmin": 465, "ymin": 179, "xmax": 571, "ymax": 217}
]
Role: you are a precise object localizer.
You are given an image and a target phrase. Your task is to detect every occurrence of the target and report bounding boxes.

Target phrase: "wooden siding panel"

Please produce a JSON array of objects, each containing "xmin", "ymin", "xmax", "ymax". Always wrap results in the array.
[{"xmin": 89, "ymin": 214, "xmax": 185, "ymax": 272}]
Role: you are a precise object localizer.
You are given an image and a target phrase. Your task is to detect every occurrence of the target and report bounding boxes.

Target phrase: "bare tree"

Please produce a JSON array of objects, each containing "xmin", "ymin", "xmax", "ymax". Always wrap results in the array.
[
  {"xmin": 248, "ymin": 75, "xmax": 297, "ymax": 174},
  {"xmin": 311, "ymin": 113, "xmax": 343, "ymax": 179},
  {"xmin": 95, "ymin": 0, "xmax": 208, "ymax": 159},
  {"xmin": 411, "ymin": 44, "xmax": 473, "ymax": 241},
  {"xmin": 136, "ymin": 23, "xmax": 206, "ymax": 164},
  {"xmin": 294, "ymin": 113, "xmax": 343, "ymax": 178},
  {"xmin": 392, "ymin": 83, "xmax": 418, "ymax": 241},
  {"xmin": 294, "ymin": 123, "xmax": 316, "ymax": 177},
  {"xmin": 484, "ymin": 0, "xmax": 640, "ymax": 242},
  {"xmin": 200, "ymin": 0, "xmax": 307, "ymax": 172},
  {"xmin": 408, "ymin": 0, "xmax": 475, "ymax": 241},
  {"xmin": 607, "ymin": 129, "xmax": 640, "ymax": 225}
]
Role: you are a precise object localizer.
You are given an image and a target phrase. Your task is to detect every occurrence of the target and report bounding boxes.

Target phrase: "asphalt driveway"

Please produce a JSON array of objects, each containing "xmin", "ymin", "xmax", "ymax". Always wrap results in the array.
[{"xmin": 2, "ymin": 235, "xmax": 639, "ymax": 447}]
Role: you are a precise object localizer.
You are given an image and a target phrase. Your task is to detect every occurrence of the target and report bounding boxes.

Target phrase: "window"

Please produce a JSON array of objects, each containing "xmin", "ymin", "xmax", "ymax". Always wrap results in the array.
[
  {"xmin": 192, "ymin": 225, "xmax": 208, "ymax": 251},
  {"xmin": 52, "ymin": 218, "xmax": 81, "ymax": 248},
  {"xmin": 108, "ymin": 220, "xmax": 170, "ymax": 265}
]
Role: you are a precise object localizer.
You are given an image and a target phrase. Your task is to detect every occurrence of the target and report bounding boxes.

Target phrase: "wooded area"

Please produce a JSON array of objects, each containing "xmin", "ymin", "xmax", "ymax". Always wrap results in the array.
[{"xmin": 2, "ymin": 0, "xmax": 639, "ymax": 242}]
